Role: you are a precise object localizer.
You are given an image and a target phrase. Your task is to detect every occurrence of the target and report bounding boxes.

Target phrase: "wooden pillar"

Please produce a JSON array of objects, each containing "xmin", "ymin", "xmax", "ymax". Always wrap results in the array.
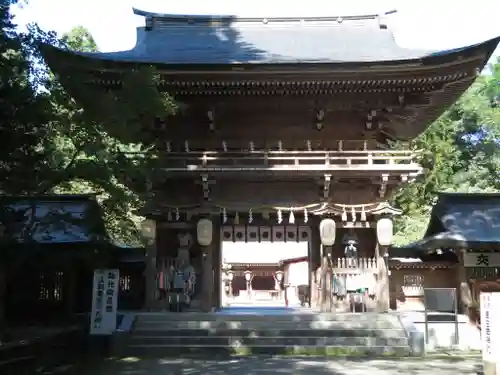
[
  {"xmin": 212, "ymin": 225, "xmax": 221, "ymax": 309},
  {"xmin": 375, "ymin": 243, "xmax": 390, "ymax": 312},
  {"xmin": 0, "ymin": 263, "xmax": 6, "ymax": 332},
  {"xmin": 201, "ymin": 242, "xmax": 214, "ymax": 312},
  {"xmin": 326, "ymin": 246, "xmax": 333, "ymax": 312},
  {"xmin": 144, "ymin": 221, "xmax": 157, "ymax": 311},
  {"xmin": 320, "ymin": 245, "xmax": 333, "ymax": 312},
  {"xmin": 65, "ymin": 262, "xmax": 76, "ymax": 319},
  {"xmin": 310, "ymin": 223, "xmax": 321, "ymax": 308},
  {"xmin": 457, "ymin": 249, "xmax": 471, "ymax": 313}
]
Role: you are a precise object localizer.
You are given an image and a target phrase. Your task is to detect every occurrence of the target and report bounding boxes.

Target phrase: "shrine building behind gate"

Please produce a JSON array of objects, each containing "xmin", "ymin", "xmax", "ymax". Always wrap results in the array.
[{"xmin": 40, "ymin": 7, "xmax": 499, "ymax": 312}]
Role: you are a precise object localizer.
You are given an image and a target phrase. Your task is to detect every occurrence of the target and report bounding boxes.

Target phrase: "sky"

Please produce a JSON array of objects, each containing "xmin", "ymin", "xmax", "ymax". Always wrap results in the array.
[{"xmin": 11, "ymin": 0, "xmax": 500, "ymax": 57}]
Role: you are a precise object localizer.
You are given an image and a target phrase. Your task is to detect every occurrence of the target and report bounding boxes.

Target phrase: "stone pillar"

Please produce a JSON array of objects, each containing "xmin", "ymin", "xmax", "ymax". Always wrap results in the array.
[
  {"xmin": 375, "ymin": 243, "xmax": 390, "ymax": 312},
  {"xmin": 144, "ymin": 221, "xmax": 157, "ymax": 311},
  {"xmin": 201, "ymin": 243, "xmax": 214, "ymax": 312}
]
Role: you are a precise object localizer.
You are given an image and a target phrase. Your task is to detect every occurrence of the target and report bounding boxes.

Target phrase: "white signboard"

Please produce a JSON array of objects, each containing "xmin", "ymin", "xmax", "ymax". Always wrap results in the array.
[
  {"xmin": 463, "ymin": 252, "xmax": 500, "ymax": 267},
  {"xmin": 90, "ymin": 269, "xmax": 119, "ymax": 335},
  {"xmin": 480, "ymin": 292, "xmax": 500, "ymax": 362}
]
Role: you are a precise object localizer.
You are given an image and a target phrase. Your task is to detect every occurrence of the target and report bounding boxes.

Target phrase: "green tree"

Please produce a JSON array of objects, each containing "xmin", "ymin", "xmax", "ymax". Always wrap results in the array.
[
  {"xmin": 18, "ymin": 24, "xmax": 176, "ymax": 245},
  {"xmin": 392, "ymin": 60, "xmax": 500, "ymax": 244},
  {"xmin": 0, "ymin": 4, "xmax": 53, "ymax": 195},
  {"xmin": 0, "ymin": 5, "xmax": 176, "ymax": 335}
]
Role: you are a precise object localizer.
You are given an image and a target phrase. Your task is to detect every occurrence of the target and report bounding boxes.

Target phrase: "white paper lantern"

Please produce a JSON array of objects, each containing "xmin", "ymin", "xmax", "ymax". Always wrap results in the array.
[
  {"xmin": 376, "ymin": 217, "xmax": 393, "ymax": 246},
  {"xmin": 197, "ymin": 218, "xmax": 213, "ymax": 246},
  {"xmin": 319, "ymin": 218, "xmax": 336, "ymax": 246},
  {"xmin": 140, "ymin": 219, "xmax": 156, "ymax": 244}
]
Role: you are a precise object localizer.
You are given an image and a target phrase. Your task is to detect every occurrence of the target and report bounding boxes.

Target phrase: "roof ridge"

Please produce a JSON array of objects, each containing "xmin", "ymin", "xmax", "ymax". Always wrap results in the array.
[{"xmin": 133, "ymin": 7, "xmax": 397, "ymax": 24}]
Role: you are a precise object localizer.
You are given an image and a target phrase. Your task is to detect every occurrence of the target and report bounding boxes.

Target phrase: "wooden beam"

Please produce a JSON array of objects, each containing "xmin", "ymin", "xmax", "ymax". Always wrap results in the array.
[{"xmin": 152, "ymin": 179, "xmax": 404, "ymax": 207}]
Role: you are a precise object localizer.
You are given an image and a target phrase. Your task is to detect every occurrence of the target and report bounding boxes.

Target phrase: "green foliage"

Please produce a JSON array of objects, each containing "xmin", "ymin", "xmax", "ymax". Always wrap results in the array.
[
  {"xmin": 0, "ymin": 4, "xmax": 53, "ymax": 194},
  {"xmin": 1, "ymin": 4, "xmax": 176, "ymax": 246},
  {"xmin": 35, "ymin": 26, "xmax": 175, "ymax": 246},
  {"xmin": 392, "ymin": 60, "xmax": 500, "ymax": 244}
]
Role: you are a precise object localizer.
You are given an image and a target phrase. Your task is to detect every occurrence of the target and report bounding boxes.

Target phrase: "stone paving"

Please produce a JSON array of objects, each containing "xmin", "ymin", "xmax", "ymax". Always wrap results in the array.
[{"xmin": 84, "ymin": 357, "xmax": 483, "ymax": 375}]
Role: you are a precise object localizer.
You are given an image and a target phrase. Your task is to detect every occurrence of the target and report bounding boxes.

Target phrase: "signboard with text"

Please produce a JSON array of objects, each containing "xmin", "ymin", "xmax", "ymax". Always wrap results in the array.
[
  {"xmin": 464, "ymin": 252, "xmax": 500, "ymax": 267},
  {"xmin": 90, "ymin": 269, "xmax": 119, "ymax": 335},
  {"xmin": 480, "ymin": 292, "xmax": 500, "ymax": 362}
]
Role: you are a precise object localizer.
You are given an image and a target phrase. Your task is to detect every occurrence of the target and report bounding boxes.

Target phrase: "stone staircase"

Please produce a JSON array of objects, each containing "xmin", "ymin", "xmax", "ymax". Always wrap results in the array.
[{"xmin": 113, "ymin": 312, "xmax": 411, "ymax": 357}]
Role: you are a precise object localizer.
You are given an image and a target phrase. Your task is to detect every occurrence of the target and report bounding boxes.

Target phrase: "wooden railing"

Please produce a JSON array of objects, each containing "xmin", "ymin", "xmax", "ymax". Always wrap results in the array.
[{"xmin": 149, "ymin": 150, "xmax": 422, "ymax": 174}]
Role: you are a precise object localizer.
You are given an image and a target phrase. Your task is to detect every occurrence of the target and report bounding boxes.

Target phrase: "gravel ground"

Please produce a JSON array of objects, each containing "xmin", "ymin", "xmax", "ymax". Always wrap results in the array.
[{"xmin": 65, "ymin": 356, "xmax": 483, "ymax": 375}]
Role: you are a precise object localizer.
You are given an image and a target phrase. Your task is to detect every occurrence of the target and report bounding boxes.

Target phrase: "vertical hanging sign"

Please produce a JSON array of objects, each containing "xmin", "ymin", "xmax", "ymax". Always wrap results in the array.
[
  {"xmin": 480, "ymin": 292, "xmax": 500, "ymax": 364},
  {"xmin": 90, "ymin": 269, "xmax": 120, "ymax": 335}
]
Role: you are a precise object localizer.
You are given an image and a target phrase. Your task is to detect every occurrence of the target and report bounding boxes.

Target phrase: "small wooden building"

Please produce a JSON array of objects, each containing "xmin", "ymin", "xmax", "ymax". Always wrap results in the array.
[
  {"xmin": 0, "ymin": 195, "xmax": 144, "ymax": 324},
  {"xmin": 40, "ymin": 7, "xmax": 499, "ymax": 312},
  {"xmin": 389, "ymin": 193, "xmax": 500, "ymax": 312}
]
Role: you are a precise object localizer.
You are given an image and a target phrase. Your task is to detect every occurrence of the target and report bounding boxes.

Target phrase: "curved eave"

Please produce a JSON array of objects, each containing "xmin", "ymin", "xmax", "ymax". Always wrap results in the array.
[
  {"xmin": 394, "ymin": 233, "xmax": 500, "ymax": 252},
  {"xmin": 39, "ymin": 37, "xmax": 499, "ymax": 141},
  {"xmin": 39, "ymin": 36, "xmax": 499, "ymax": 74}
]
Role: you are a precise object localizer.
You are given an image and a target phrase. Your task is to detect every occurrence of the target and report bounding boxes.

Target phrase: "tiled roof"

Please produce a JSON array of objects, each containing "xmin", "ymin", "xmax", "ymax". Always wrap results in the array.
[
  {"xmin": 392, "ymin": 193, "xmax": 500, "ymax": 253},
  {"xmin": 71, "ymin": 8, "xmax": 438, "ymax": 64},
  {"xmin": 0, "ymin": 195, "xmax": 108, "ymax": 244}
]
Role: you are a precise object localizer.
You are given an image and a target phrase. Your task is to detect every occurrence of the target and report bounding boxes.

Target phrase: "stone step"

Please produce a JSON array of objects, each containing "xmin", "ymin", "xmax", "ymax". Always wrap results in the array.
[
  {"xmin": 134, "ymin": 319, "xmax": 402, "ymax": 330},
  {"xmin": 114, "ymin": 313, "xmax": 411, "ymax": 358},
  {"xmin": 133, "ymin": 328, "xmax": 407, "ymax": 338},
  {"xmin": 118, "ymin": 345, "xmax": 411, "ymax": 358},
  {"xmin": 134, "ymin": 312, "xmax": 401, "ymax": 323},
  {"xmin": 129, "ymin": 335, "xmax": 409, "ymax": 347}
]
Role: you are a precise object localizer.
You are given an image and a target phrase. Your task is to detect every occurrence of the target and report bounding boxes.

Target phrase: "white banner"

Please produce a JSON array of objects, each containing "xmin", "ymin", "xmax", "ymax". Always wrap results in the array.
[
  {"xmin": 90, "ymin": 269, "xmax": 119, "ymax": 335},
  {"xmin": 480, "ymin": 292, "xmax": 500, "ymax": 362},
  {"xmin": 463, "ymin": 252, "xmax": 500, "ymax": 267}
]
